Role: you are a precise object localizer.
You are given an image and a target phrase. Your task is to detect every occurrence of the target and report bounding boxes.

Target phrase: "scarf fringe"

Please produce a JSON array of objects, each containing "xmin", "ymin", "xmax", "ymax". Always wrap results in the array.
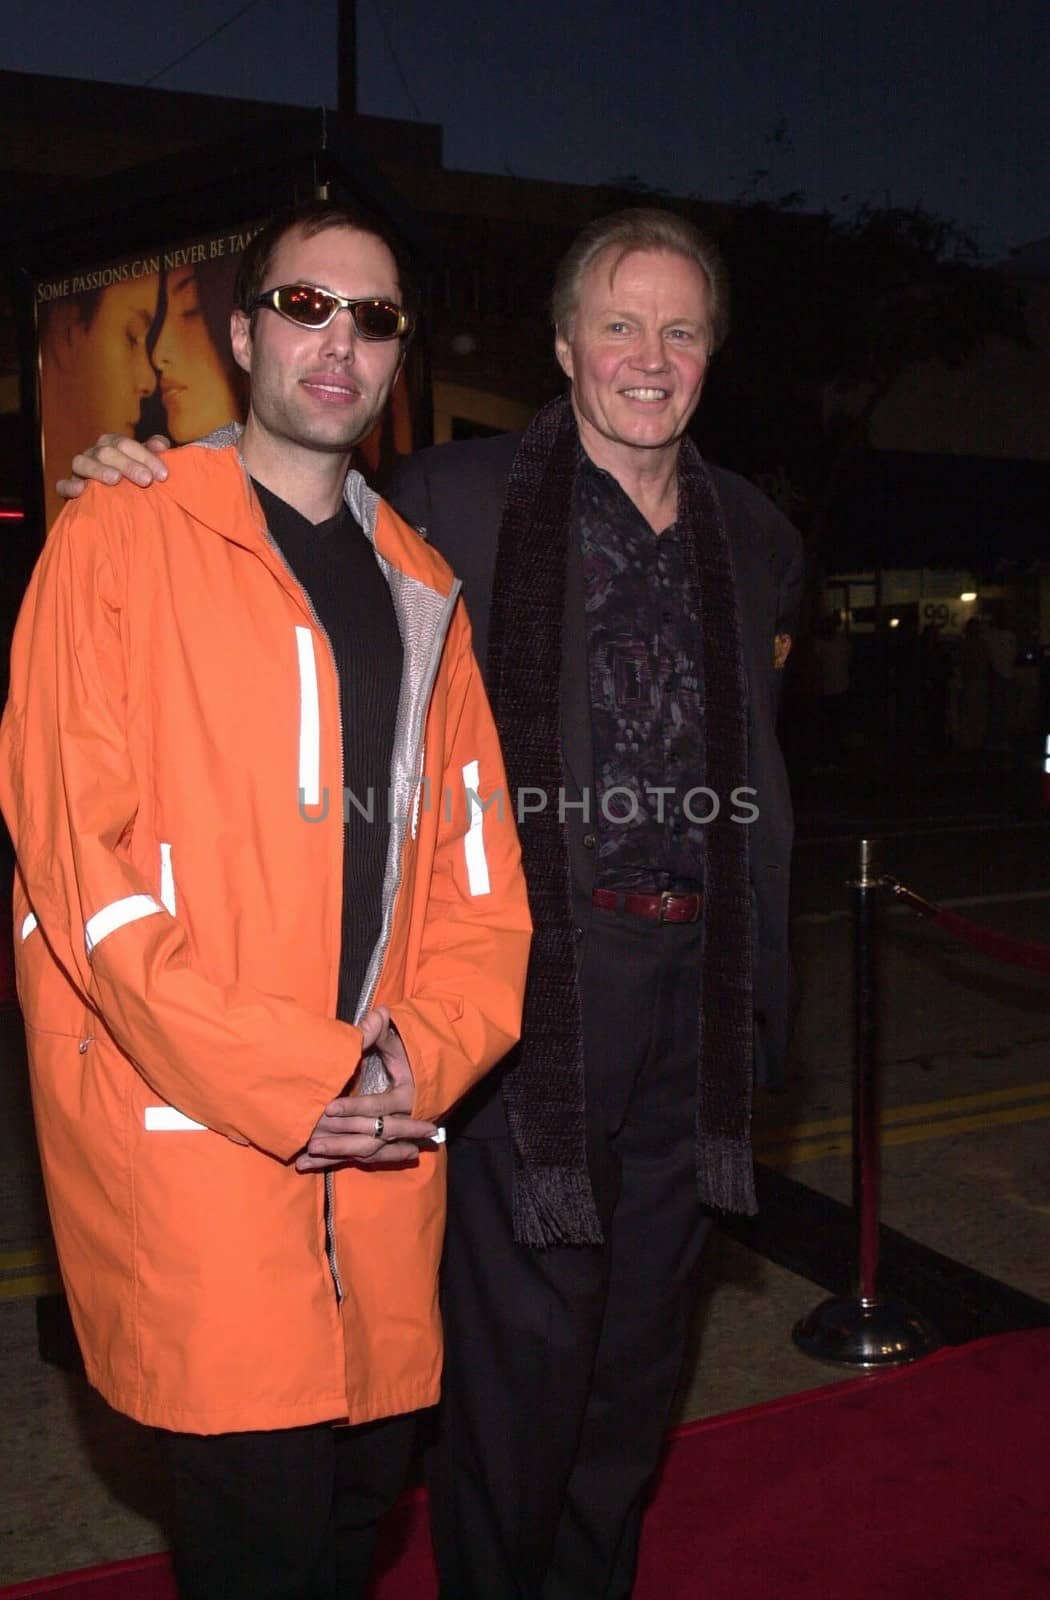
[
  {"xmin": 697, "ymin": 1141, "xmax": 758, "ymax": 1216},
  {"xmin": 512, "ymin": 1167, "xmax": 605, "ymax": 1248}
]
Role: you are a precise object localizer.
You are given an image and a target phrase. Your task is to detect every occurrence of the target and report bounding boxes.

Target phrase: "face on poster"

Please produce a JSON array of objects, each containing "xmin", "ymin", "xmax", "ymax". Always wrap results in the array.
[
  {"xmin": 35, "ymin": 224, "xmax": 259, "ymax": 530},
  {"xmin": 34, "ymin": 218, "xmax": 419, "ymax": 530}
]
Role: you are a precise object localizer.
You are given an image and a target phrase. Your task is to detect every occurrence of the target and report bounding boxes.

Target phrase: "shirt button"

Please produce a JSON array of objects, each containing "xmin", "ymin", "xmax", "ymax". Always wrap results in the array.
[
  {"xmin": 583, "ymin": 832, "xmax": 597, "ymax": 849},
  {"xmin": 572, "ymin": 926, "xmax": 584, "ymax": 941}
]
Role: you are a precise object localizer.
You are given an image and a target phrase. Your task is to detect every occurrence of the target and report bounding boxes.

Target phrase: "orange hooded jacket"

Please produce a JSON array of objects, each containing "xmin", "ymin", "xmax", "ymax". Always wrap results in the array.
[{"xmin": 0, "ymin": 435, "xmax": 531, "ymax": 1434}]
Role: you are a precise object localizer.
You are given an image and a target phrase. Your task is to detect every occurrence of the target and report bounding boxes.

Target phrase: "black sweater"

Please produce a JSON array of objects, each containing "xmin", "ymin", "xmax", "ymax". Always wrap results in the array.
[{"xmin": 254, "ymin": 480, "xmax": 402, "ymax": 1020}]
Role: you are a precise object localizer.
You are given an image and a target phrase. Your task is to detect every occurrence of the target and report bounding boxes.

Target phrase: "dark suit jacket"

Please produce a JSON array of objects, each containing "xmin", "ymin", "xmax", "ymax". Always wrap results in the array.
[{"xmin": 386, "ymin": 431, "xmax": 803, "ymax": 1128}]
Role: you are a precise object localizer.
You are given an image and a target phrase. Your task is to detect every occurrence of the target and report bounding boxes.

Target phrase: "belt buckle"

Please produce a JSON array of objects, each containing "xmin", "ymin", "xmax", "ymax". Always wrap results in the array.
[{"xmin": 659, "ymin": 889, "xmax": 700, "ymax": 923}]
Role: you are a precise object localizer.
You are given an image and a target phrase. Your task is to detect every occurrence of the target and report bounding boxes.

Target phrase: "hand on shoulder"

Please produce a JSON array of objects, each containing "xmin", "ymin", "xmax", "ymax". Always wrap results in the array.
[{"xmin": 56, "ymin": 434, "xmax": 172, "ymax": 501}]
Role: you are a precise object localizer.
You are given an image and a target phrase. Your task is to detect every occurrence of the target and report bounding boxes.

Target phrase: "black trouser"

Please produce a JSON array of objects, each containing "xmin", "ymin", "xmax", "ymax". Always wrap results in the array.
[
  {"xmin": 160, "ymin": 1413, "xmax": 416, "ymax": 1599},
  {"xmin": 429, "ymin": 908, "xmax": 713, "ymax": 1600}
]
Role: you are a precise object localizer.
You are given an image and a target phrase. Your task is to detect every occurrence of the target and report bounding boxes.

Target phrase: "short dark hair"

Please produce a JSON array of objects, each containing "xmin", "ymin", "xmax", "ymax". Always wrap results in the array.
[
  {"xmin": 233, "ymin": 199, "xmax": 417, "ymax": 339},
  {"xmin": 550, "ymin": 207, "xmax": 730, "ymax": 352},
  {"xmin": 37, "ymin": 288, "xmax": 104, "ymax": 347}
]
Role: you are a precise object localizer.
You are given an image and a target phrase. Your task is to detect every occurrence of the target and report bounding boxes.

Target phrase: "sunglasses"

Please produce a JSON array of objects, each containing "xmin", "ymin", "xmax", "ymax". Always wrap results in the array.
[{"xmin": 248, "ymin": 284, "xmax": 411, "ymax": 340}]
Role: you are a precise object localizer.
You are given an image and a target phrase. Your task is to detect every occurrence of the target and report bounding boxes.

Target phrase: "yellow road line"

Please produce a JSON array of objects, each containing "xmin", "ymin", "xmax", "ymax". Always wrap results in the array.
[
  {"xmin": 0, "ymin": 1240, "xmax": 59, "ymax": 1302},
  {"xmin": 0, "ymin": 1242, "xmax": 53, "ymax": 1271},
  {"xmin": 757, "ymin": 1137, "xmax": 852, "ymax": 1167},
  {"xmin": 0, "ymin": 1272, "xmax": 60, "ymax": 1301},
  {"xmin": 758, "ymin": 1098, "xmax": 1050, "ymax": 1168},
  {"xmin": 756, "ymin": 1079, "xmax": 1050, "ymax": 1145}
]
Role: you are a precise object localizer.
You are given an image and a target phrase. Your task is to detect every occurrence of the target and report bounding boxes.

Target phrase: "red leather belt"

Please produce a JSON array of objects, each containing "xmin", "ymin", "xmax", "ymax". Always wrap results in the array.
[{"xmin": 591, "ymin": 887, "xmax": 704, "ymax": 924}]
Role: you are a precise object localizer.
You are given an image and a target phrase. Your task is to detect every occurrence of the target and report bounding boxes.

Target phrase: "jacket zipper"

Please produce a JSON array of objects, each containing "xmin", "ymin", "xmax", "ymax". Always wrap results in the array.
[
  {"xmin": 254, "ymin": 514, "xmax": 349, "ymax": 1303},
  {"xmin": 323, "ymin": 594, "xmax": 456, "ymax": 1299}
]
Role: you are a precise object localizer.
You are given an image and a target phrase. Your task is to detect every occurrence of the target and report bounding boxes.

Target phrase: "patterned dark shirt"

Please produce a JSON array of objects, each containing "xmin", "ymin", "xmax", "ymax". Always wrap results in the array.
[{"xmin": 576, "ymin": 455, "xmax": 707, "ymax": 891}]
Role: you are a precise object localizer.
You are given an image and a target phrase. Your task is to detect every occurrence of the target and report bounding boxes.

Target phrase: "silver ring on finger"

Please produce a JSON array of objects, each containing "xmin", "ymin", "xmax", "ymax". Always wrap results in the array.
[{"xmin": 374, "ymin": 1115, "xmax": 385, "ymax": 1140}]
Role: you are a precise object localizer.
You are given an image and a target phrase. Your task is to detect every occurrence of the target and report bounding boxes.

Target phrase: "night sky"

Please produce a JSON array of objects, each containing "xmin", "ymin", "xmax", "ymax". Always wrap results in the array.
[{"xmin": 5, "ymin": 0, "xmax": 1048, "ymax": 259}]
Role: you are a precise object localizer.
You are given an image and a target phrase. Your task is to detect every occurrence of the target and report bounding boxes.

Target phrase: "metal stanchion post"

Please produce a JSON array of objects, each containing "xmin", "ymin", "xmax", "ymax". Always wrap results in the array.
[
  {"xmin": 793, "ymin": 838, "xmax": 940, "ymax": 1368},
  {"xmin": 854, "ymin": 836, "xmax": 881, "ymax": 1306}
]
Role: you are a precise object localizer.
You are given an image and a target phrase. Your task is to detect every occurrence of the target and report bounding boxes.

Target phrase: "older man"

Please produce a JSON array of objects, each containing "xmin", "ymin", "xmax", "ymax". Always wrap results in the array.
[
  {"xmin": 60, "ymin": 207, "xmax": 802, "ymax": 1600},
  {"xmin": 10, "ymin": 199, "xmax": 530, "ymax": 1600}
]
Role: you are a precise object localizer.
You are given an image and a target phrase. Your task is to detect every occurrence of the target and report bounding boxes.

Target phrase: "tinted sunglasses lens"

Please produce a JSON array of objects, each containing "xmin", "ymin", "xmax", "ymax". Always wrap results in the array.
[
  {"xmin": 269, "ymin": 288, "xmax": 404, "ymax": 337},
  {"xmin": 351, "ymin": 301, "xmax": 403, "ymax": 339},
  {"xmin": 274, "ymin": 286, "xmax": 337, "ymax": 327}
]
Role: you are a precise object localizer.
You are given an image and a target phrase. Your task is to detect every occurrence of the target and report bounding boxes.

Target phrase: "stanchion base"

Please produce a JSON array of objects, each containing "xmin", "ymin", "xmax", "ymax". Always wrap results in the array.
[{"xmin": 792, "ymin": 1296, "xmax": 940, "ymax": 1368}]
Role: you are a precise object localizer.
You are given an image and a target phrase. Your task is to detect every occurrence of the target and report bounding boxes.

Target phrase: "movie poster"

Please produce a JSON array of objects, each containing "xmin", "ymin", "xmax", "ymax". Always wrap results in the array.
[{"xmin": 34, "ymin": 219, "xmax": 415, "ymax": 530}]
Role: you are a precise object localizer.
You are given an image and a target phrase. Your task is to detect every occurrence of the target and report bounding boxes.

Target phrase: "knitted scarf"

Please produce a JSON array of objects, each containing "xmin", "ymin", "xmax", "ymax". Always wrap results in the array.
[{"xmin": 486, "ymin": 396, "xmax": 755, "ymax": 1246}]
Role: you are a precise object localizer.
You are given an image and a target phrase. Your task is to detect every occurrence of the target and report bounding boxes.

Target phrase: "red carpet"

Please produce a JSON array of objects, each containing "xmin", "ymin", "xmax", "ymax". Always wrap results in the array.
[{"xmin": 5, "ymin": 1329, "xmax": 1048, "ymax": 1599}]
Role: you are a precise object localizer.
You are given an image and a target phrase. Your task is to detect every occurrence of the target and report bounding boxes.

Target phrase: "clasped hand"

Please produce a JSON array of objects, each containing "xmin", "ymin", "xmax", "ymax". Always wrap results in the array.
[{"xmin": 295, "ymin": 1007, "xmax": 438, "ymax": 1172}]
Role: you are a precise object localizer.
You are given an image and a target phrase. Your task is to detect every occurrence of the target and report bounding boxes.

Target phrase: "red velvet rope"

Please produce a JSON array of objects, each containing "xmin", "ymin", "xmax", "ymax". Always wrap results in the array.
[{"xmin": 885, "ymin": 879, "xmax": 1050, "ymax": 975}]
